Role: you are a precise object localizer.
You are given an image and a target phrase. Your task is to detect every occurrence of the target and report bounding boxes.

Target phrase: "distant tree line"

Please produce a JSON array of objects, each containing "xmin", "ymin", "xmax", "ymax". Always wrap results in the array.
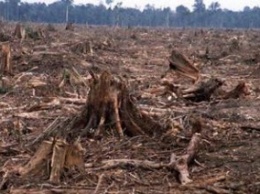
[{"xmin": 0, "ymin": 0, "xmax": 260, "ymax": 28}]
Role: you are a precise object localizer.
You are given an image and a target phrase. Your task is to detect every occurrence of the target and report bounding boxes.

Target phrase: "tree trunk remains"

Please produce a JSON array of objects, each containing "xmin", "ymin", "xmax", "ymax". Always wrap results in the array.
[{"xmin": 11, "ymin": 71, "xmax": 202, "ymax": 186}]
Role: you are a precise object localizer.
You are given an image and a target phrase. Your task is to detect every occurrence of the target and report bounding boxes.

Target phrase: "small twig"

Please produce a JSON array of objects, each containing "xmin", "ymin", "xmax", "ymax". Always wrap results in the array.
[
  {"xmin": 26, "ymin": 117, "xmax": 63, "ymax": 147},
  {"xmin": 90, "ymin": 159, "xmax": 166, "ymax": 171},
  {"xmin": 94, "ymin": 174, "xmax": 104, "ymax": 194},
  {"xmin": 103, "ymin": 181, "xmax": 115, "ymax": 193},
  {"xmin": 201, "ymin": 185, "xmax": 230, "ymax": 194},
  {"xmin": 85, "ymin": 133, "xmax": 201, "ymax": 185}
]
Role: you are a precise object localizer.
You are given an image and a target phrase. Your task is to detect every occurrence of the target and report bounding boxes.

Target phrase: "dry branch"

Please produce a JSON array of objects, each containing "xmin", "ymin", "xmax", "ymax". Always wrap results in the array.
[
  {"xmin": 182, "ymin": 78, "xmax": 223, "ymax": 102},
  {"xmin": 86, "ymin": 133, "xmax": 201, "ymax": 185},
  {"xmin": 169, "ymin": 133, "xmax": 201, "ymax": 184}
]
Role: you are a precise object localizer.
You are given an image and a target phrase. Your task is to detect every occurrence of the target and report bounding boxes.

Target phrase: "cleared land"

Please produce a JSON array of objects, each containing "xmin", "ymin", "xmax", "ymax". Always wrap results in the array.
[{"xmin": 0, "ymin": 23, "xmax": 260, "ymax": 193}]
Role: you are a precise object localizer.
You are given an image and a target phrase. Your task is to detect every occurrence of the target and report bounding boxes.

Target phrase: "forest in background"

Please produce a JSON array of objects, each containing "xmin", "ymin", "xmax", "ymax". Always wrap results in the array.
[{"xmin": 0, "ymin": 0, "xmax": 260, "ymax": 28}]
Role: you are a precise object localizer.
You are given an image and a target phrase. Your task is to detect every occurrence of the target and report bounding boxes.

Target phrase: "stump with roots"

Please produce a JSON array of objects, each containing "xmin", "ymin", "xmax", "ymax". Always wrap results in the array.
[{"xmin": 13, "ymin": 71, "xmax": 202, "ymax": 185}]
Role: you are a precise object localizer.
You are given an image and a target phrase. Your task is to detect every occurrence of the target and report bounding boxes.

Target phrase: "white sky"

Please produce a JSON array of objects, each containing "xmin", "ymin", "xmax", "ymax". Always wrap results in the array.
[{"xmin": 24, "ymin": 0, "xmax": 260, "ymax": 11}]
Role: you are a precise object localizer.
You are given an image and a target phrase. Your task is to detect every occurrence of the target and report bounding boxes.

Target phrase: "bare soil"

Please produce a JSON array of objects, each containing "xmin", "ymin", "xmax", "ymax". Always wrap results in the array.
[{"xmin": 0, "ymin": 23, "xmax": 260, "ymax": 193}]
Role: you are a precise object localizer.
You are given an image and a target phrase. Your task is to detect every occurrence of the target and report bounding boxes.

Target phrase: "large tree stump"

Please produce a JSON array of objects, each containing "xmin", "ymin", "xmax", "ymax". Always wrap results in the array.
[
  {"xmin": 18, "ymin": 71, "xmax": 168, "ymax": 183},
  {"xmin": 64, "ymin": 70, "xmax": 165, "ymax": 139}
]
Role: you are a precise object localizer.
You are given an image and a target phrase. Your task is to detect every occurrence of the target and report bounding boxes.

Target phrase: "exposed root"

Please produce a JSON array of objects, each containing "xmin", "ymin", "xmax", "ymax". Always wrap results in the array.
[
  {"xmin": 7, "ymin": 71, "xmax": 202, "ymax": 187},
  {"xmin": 85, "ymin": 133, "xmax": 201, "ymax": 185},
  {"xmin": 169, "ymin": 133, "xmax": 201, "ymax": 184}
]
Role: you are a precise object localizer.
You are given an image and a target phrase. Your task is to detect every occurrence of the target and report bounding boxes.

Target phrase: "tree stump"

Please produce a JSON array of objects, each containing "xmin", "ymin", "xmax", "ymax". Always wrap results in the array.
[
  {"xmin": 65, "ymin": 22, "xmax": 74, "ymax": 31},
  {"xmin": 162, "ymin": 49, "xmax": 200, "ymax": 83},
  {"xmin": 0, "ymin": 41, "xmax": 12, "ymax": 75},
  {"xmin": 223, "ymin": 81, "xmax": 250, "ymax": 99},
  {"xmin": 13, "ymin": 23, "xmax": 26, "ymax": 42},
  {"xmin": 19, "ymin": 71, "xmax": 167, "ymax": 183}
]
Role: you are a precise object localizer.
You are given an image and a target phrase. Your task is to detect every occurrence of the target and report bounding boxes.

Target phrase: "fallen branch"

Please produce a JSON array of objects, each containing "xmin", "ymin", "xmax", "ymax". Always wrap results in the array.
[
  {"xmin": 86, "ymin": 133, "xmax": 201, "ymax": 185},
  {"xmin": 169, "ymin": 133, "xmax": 201, "ymax": 184},
  {"xmin": 240, "ymin": 125, "xmax": 260, "ymax": 132},
  {"xmin": 94, "ymin": 174, "xmax": 104, "ymax": 194},
  {"xmin": 183, "ymin": 78, "xmax": 223, "ymax": 102}
]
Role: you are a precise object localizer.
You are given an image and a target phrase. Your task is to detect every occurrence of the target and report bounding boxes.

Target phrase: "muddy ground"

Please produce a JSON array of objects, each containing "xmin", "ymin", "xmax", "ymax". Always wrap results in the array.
[{"xmin": 0, "ymin": 23, "xmax": 260, "ymax": 193}]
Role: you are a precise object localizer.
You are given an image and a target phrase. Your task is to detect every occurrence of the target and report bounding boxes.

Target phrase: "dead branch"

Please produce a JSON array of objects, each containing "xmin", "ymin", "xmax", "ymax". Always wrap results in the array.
[
  {"xmin": 240, "ymin": 124, "xmax": 260, "ymax": 132},
  {"xmin": 94, "ymin": 174, "xmax": 104, "ymax": 194},
  {"xmin": 89, "ymin": 159, "xmax": 165, "ymax": 171},
  {"xmin": 169, "ymin": 133, "xmax": 201, "ymax": 184},
  {"xmin": 201, "ymin": 186, "xmax": 230, "ymax": 194},
  {"xmin": 182, "ymin": 78, "xmax": 224, "ymax": 102},
  {"xmin": 86, "ymin": 133, "xmax": 201, "ymax": 185}
]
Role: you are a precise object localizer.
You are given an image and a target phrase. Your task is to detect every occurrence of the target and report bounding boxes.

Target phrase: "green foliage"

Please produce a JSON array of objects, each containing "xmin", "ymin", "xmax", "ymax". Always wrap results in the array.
[
  {"xmin": 193, "ymin": 0, "xmax": 206, "ymax": 13},
  {"xmin": 209, "ymin": 2, "xmax": 221, "ymax": 11},
  {"xmin": 0, "ymin": 0, "xmax": 259, "ymax": 28},
  {"xmin": 106, "ymin": 0, "xmax": 113, "ymax": 5}
]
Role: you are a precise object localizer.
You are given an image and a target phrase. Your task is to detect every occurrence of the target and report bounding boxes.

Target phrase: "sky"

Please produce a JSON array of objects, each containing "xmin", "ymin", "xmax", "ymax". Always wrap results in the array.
[{"xmin": 25, "ymin": 0, "xmax": 260, "ymax": 11}]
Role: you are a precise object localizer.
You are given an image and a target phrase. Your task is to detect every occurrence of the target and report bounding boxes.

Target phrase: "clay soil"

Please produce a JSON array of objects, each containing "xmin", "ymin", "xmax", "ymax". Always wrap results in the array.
[{"xmin": 0, "ymin": 23, "xmax": 260, "ymax": 193}]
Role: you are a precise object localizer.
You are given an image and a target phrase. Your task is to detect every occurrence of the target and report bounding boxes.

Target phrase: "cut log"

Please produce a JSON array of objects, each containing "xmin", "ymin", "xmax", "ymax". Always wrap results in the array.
[
  {"xmin": 162, "ymin": 49, "xmax": 200, "ymax": 83},
  {"xmin": 182, "ymin": 78, "xmax": 224, "ymax": 102}
]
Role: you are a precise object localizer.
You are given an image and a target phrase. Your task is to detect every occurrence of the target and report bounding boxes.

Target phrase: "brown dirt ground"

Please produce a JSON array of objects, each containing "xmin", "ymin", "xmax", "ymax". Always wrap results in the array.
[{"xmin": 0, "ymin": 23, "xmax": 260, "ymax": 193}]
